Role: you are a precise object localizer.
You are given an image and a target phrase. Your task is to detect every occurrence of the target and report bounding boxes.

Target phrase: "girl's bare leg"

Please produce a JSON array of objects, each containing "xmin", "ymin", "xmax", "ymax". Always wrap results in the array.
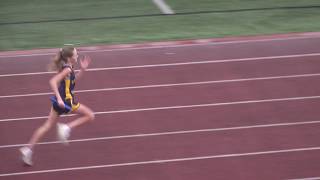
[
  {"xmin": 20, "ymin": 107, "xmax": 59, "ymax": 165},
  {"xmin": 57, "ymin": 104, "xmax": 94, "ymax": 143},
  {"xmin": 68, "ymin": 104, "xmax": 95, "ymax": 129},
  {"xmin": 27, "ymin": 107, "xmax": 59, "ymax": 149}
]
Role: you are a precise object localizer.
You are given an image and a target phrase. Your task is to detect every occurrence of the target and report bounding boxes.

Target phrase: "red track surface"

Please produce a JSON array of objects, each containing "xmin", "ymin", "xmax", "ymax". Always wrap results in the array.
[{"xmin": 1, "ymin": 33, "xmax": 320, "ymax": 179}]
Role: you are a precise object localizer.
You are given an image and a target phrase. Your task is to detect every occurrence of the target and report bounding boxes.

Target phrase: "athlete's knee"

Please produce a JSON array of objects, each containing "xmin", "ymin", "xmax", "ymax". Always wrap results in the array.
[{"xmin": 87, "ymin": 111, "xmax": 95, "ymax": 122}]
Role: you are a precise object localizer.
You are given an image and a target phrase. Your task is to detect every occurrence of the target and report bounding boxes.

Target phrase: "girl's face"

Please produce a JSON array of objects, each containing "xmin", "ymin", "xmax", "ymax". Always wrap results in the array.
[{"xmin": 69, "ymin": 48, "xmax": 78, "ymax": 64}]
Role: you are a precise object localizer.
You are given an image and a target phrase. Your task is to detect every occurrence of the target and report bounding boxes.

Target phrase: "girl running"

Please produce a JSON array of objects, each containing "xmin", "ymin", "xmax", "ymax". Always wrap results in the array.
[{"xmin": 20, "ymin": 46, "xmax": 95, "ymax": 166}]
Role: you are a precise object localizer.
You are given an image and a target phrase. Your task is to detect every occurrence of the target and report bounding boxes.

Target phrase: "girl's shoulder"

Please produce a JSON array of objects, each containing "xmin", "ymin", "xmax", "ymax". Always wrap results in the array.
[
  {"xmin": 57, "ymin": 65, "xmax": 73, "ymax": 77},
  {"xmin": 62, "ymin": 64, "xmax": 73, "ymax": 71},
  {"xmin": 60, "ymin": 64, "xmax": 74, "ymax": 74}
]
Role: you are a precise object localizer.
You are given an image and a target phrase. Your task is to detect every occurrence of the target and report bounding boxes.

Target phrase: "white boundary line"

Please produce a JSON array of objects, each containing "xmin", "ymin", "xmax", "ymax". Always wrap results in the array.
[
  {"xmin": 1, "ymin": 73, "xmax": 320, "ymax": 99},
  {"xmin": 152, "ymin": 0, "xmax": 175, "ymax": 14},
  {"xmin": 1, "ymin": 146, "xmax": 320, "ymax": 176},
  {"xmin": 1, "ymin": 95, "xmax": 320, "ymax": 122},
  {"xmin": 0, "ymin": 35, "xmax": 320, "ymax": 58},
  {"xmin": 2, "ymin": 119, "xmax": 320, "ymax": 149},
  {"xmin": 1, "ymin": 52, "xmax": 320, "ymax": 77},
  {"xmin": 288, "ymin": 177, "xmax": 320, "ymax": 180}
]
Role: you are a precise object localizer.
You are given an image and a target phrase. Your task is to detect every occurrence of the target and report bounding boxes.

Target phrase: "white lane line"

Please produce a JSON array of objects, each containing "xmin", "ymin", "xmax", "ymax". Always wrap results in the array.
[
  {"xmin": 0, "ymin": 71, "xmax": 53, "ymax": 77},
  {"xmin": 288, "ymin": 177, "xmax": 320, "ymax": 180},
  {"xmin": 1, "ymin": 146, "xmax": 320, "ymax": 177},
  {"xmin": 1, "ymin": 52, "xmax": 320, "ymax": 77},
  {"xmin": 0, "ymin": 36, "xmax": 320, "ymax": 58},
  {"xmin": 1, "ymin": 73, "xmax": 320, "ymax": 99},
  {"xmin": 2, "ymin": 119, "xmax": 320, "ymax": 149},
  {"xmin": 152, "ymin": 0, "xmax": 175, "ymax": 14},
  {"xmin": 1, "ymin": 95, "xmax": 320, "ymax": 122}
]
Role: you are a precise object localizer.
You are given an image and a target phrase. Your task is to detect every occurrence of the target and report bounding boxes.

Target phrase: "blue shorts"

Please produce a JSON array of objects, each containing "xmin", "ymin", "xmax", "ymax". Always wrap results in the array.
[{"xmin": 50, "ymin": 96, "xmax": 80, "ymax": 115}]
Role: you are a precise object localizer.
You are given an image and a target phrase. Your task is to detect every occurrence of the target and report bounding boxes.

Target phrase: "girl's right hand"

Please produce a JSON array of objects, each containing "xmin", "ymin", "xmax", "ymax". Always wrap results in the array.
[{"xmin": 80, "ymin": 55, "xmax": 91, "ymax": 70}]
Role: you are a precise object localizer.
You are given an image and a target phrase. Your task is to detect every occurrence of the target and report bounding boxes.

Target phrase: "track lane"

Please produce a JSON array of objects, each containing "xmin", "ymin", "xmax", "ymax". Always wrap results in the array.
[
  {"xmin": 1, "ymin": 37, "xmax": 320, "ymax": 74},
  {"xmin": 1, "ymin": 99, "xmax": 320, "ymax": 146},
  {"xmin": 1, "ymin": 76, "xmax": 320, "ymax": 119},
  {"xmin": 1, "ymin": 55, "xmax": 320, "ymax": 96},
  {"xmin": 2, "ymin": 150, "xmax": 320, "ymax": 180},
  {"xmin": 1, "ymin": 123, "xmax": 320, "ymax": 178}
]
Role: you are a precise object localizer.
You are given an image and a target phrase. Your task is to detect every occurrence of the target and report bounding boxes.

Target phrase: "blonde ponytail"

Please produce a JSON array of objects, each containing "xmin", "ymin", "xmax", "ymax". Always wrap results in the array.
[{"xmin": 47, "ymin": 47, "xmax": 75, "ymax": 71}]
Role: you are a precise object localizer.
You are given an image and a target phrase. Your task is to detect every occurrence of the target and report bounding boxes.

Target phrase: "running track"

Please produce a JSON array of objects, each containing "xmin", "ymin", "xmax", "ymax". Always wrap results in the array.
[{"xmin": 1, "ymin": 33, "xmax": 320, "ymax": 180}]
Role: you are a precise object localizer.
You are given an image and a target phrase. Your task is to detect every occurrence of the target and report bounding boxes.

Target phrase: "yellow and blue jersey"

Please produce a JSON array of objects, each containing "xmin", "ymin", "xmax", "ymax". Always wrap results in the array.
[
  {"xmin": 51, "ymin": 65, "xmax": 80, "ymax": 115},
  {"xmin": 58, "ymin": 65, "xmax": 76, "ymax": 100}
]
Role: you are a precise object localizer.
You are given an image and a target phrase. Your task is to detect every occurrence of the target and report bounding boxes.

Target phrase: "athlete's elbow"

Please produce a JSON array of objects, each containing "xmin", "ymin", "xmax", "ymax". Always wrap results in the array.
[
  {"xmin": 49, "ymin": 78, "xmax": 56, "ymax": 87},
  {"xmin": 49, "ymin": 77, "xmax": 59, "ymax": 89}
]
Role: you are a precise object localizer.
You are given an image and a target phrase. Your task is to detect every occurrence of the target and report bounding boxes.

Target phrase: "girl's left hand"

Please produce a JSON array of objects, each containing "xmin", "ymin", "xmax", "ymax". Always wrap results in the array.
[
  {"xmin": 80, "ymin": 55, "xmax": 91, "ymax": 70},
  {"xmin": 57, "ymin": 97, "xmax": 65, "ymax": 109}
]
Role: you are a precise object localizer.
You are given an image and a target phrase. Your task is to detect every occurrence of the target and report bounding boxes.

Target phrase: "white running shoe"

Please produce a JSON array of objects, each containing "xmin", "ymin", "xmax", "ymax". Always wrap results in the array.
[
  {"xmin": 20, "ymin": 146, "xmax": 33, "ymax": 166},
  {"xmin": 57, "ymin": 123, "xmax": 71, "ymax": 145}
]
